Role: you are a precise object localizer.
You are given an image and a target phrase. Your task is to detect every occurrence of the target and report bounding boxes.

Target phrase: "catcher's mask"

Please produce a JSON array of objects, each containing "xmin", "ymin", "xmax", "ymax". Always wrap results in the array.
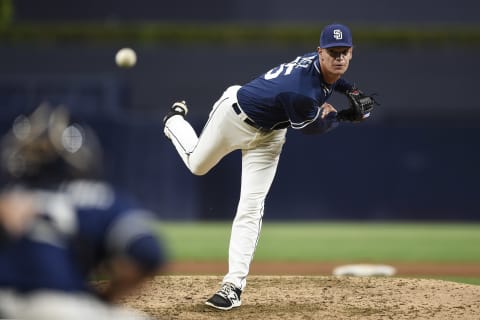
[{"xmin": 1, "ymin": 103, "xmax": 103, "ymax": 187}]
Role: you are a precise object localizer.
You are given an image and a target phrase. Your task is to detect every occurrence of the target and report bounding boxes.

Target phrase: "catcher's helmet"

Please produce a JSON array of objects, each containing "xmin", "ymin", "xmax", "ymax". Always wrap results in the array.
[{"xmin": 1, "ymin": 103, "xmax": 103, "ymax": 187}]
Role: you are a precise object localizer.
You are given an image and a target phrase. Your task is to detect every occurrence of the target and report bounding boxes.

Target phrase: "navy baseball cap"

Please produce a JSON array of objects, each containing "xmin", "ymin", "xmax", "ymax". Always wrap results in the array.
[{"xmin": 320, "ymin": 24, "xmax": 353, "ymax": 48}]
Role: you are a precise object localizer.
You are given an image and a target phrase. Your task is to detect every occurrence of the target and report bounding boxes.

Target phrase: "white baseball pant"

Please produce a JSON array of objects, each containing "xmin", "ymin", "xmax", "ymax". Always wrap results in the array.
[
  {"xmin": 164, "ymin": 85, "xmax": 287, "ymax": 290},
  {"xmin": 0, "ymin": 290, "xmax": 150, "ymax": 320}
]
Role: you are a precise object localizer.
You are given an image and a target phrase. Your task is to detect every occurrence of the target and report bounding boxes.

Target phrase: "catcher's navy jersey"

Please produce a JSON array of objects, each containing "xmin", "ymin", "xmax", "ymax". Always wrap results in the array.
[
  {"xmin": 237, "ymin": 52, "xmax": 353, "ymax": 133},
  {"xmin": 0, "ymin": 180, "xmax": 164, "ymax": 293}
]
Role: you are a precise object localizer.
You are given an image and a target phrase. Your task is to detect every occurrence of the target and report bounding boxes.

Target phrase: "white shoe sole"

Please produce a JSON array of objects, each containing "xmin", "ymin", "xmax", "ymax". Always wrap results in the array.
[{"xmin": 205, "ymin": 300, "xmax": 241, "ymax": 311}]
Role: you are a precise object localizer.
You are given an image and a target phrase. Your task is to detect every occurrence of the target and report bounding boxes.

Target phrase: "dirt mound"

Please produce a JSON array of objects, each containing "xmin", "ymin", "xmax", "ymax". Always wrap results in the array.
[{"xmin": 118, "ymin": 275, "xmax": 480, "ymax": 319}]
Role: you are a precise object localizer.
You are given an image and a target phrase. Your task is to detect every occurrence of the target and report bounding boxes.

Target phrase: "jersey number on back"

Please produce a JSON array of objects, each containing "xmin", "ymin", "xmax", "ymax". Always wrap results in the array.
[{"xmin": 264, "ymin": 56, "xmax": 314, "ymax": 80}]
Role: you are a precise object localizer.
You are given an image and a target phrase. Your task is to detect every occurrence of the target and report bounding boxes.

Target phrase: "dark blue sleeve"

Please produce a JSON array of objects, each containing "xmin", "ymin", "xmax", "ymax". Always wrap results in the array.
[
  {"xmin": 102, "ymin": 209, "xmax": 166, "ymax": 273},
  {"xmin": 279, "ymin": 93, "xmax": 338, "ymax": 134},
  {"xmin": 300, "ymin": 111, "xmax": 339, "ymax": 135},
  {"xmin": 334, "ymin": 78, "xmax": 354, "ymax": 93},
  {"xmin": 126, "ymin": 234, "xmax": 166, "ymax": 272},
  {"xmin": 74, "ymin": 188, "xmax": 166, "ymax": 275},
  {"xmin": 278, "ymin": 93, "xmax": 319, "ymax": 130}
]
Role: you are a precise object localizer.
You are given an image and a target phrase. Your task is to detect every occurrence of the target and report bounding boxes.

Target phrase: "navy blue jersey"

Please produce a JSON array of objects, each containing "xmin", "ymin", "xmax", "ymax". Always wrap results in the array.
[
  {"xmin": 237, "ymin": 52, "xmax": 353, "ymax": 133},
  {"xmin": 0, "ymin": 180, "xmax": 164, "ymax": 293}
]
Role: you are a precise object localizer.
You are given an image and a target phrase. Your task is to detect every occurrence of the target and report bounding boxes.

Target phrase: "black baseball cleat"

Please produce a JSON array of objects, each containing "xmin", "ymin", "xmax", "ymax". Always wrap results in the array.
[
  {"xmin": 163, "ymin": 100, "xmax": 188, "ymax": 125},
  {"xmin": 205, "ymin": 282, "xmax": 242, "ymax": 310}
]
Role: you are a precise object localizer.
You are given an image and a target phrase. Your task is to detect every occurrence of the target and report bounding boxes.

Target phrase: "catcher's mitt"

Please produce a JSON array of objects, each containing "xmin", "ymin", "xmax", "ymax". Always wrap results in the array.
[{"xmin": 337, "ymin": 88, "xmax": 379, "ymax": 122}]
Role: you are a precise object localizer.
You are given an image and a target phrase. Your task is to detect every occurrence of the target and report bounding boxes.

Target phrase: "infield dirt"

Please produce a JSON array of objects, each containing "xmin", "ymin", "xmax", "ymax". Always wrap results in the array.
[{"xmin": 118, "ymin": 275, "xmax": 480, "ymax": 320}]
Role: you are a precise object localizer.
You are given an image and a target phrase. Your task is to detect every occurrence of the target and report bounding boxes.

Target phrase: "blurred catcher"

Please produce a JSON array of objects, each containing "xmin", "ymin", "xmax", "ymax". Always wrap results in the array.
[{"xmin": 0, "ymin": 104, "xmax": 167, "ymax": 319}]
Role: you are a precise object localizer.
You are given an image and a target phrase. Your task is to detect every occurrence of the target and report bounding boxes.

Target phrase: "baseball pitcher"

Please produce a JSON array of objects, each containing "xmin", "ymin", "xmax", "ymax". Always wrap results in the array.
[{"xmin": 163, "ymin": 23, "xmax": 378, "ymax": 310}]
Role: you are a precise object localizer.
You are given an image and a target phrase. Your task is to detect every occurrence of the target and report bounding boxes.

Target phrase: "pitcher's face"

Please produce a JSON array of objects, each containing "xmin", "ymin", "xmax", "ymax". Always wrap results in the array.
[{"xmin": 317, "ymin": 46, "xmax": 352, "ymax": 82}]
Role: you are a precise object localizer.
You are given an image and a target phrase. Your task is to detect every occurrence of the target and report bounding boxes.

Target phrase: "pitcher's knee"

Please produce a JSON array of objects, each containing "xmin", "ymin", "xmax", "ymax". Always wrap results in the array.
[
  {"xmin": 189, "ymin": 163, "xmax": 210, "ymax": 176},
  {"xmin": 237, "ymin": 200, "xmax": 266, "ymax": 217}
]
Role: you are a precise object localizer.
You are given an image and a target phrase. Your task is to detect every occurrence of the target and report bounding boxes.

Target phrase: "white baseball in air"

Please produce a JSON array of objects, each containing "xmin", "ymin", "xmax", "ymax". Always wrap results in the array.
[{"xmin": 115, "ymin": 47, "xmax": 137, "ymax": 68}]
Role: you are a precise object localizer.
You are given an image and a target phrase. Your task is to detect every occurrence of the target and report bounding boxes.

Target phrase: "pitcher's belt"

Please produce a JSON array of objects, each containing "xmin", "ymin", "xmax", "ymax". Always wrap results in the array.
[{"xmin": 232, "ymin": 103, "xmax": 267, "ymax": 131}]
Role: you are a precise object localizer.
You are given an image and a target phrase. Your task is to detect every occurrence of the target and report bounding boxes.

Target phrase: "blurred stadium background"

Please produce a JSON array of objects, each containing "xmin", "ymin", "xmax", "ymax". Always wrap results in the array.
[{"xmin": 0, "ymin": 0, "xmax": 479, "ymax": 222}]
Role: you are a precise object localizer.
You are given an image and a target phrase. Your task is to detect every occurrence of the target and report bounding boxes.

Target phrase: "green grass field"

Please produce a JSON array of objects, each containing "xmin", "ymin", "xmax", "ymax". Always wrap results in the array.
[
  {"xmin": 156, "ymin": 221, "xmax": 480, "ymax": 262},
  {"xmin": 154, "ymin": 221, "xmax": 480, "ymax": 285}
]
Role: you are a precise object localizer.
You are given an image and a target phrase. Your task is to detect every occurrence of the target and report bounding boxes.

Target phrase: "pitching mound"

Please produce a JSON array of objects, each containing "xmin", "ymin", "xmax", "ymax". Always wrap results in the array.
[{"xmin": 118, "ymin": 275, "xmax": 480, "ymax": 319}]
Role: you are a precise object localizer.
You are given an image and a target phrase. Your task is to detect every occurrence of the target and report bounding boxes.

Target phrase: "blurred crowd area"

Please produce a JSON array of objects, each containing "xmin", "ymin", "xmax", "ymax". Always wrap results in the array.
[
  {"xmin": 8, "ymin": 0, "xmax": 480, "ymax": 24},
  {"xmin": 0, "ymin": 1, "xmax": 479, "ymax": 220}
]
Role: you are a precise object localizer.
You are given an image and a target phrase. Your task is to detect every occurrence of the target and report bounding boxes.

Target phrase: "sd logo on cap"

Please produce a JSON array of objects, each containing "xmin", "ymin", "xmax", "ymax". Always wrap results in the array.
[{"xmin": 320, "ymin": 24, "xmax": 353, "ymax": 48}]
